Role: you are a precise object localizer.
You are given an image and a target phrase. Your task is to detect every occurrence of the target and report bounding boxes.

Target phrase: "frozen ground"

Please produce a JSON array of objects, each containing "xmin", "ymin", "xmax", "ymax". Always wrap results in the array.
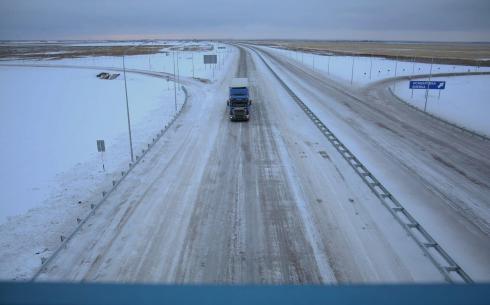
[
  {"xmin": 0, "ymin": 41, "xmax": 233, "ymax": 280},
  {"xmin": 394, "ymin": 75, "xmax": 490, "ymax": 137}
]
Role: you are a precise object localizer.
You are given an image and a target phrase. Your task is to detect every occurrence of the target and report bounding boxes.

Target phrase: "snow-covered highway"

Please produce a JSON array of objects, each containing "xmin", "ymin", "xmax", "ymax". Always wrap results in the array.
[
  {"xmin": 249, "ymin": 45, "xmax": 490, "ymax": 282},
  {"xmin": 2, "ymin": 44, "xmax": 483, "ymax": 284}
]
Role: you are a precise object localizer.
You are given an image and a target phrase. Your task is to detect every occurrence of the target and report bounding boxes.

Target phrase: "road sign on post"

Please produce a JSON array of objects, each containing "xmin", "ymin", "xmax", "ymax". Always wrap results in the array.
[
  {"xmin": 96, "ymin": 140, "xmax": 105, "ymax": 152},
  {"xmin": 203, "ymin": 54, "xmax": 217, "ymax": 64},
  {"xmin": 409, "ymin": 80, "xmax": 446, "ymax": 90},
  {"xmin": 204, "ymin": 55, "xmax": 217, "ymax": 81},
  {"xmin": 96, "ymin": 140, "xmax": 106, "ymax": 171}
]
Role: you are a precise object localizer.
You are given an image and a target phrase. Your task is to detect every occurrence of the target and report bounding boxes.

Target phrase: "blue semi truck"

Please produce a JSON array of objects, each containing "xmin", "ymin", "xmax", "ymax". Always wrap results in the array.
[{"xmin": 227, "ymin": 78, "xmax": 251, "ymax": 121}]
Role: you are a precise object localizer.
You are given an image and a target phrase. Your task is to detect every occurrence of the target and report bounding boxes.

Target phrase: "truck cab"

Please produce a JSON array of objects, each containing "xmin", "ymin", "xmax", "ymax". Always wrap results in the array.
[{"xmin": 228, "ymin": 78, "xmax": 251, "ymax": 121}]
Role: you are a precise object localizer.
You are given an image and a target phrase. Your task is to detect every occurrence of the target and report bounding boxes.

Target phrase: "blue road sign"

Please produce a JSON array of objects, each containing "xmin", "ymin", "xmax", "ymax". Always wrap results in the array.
[{"xmin": 409, "ymin": 81, "xmax": 446, "ymax": 89}]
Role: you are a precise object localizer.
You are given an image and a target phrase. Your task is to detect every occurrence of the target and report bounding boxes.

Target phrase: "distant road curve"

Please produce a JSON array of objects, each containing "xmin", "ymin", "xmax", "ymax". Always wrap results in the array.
[{"xmin": 0, "ymin": 63, "xmax": 204, "ymax": 86}]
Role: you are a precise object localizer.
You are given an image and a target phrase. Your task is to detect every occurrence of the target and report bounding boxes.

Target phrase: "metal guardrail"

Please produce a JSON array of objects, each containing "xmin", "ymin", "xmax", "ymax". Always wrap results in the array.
[
  {"xmin": 31, "ymin": 86, "xmax": 189, "ymax": 281},
  {"xmin": 245, "ymin": 45, "xmax": 473, "ymax": 283}
]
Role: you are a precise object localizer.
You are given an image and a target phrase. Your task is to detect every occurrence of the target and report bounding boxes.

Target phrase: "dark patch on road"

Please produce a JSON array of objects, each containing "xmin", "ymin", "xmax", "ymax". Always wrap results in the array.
[
  {"xmin": 318, "ymin": 151, "xmax": 330, "ymax": 160},
  {"xmin": 334, "ymin": 166, "xmax": 345, "ymax": 181},
  {"xmin": 432, "ymin": 154, "xmax": 489, "ymax": 189},
  {"xmin": 376, "ymin": 122, "xmax": 405, "ymax": 139}
]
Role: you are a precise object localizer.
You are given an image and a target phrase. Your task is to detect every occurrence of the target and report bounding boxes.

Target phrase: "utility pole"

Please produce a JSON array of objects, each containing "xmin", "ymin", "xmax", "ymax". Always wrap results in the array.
[{"xmin": 122, "ymin": 55, "xmax": 134, "ymax": 163}]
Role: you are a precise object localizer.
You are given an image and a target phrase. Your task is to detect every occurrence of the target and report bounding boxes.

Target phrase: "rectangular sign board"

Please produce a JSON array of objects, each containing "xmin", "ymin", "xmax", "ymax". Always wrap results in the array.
[
  {"xmin": 409, "ymin": 81, "xmax": 446, "ymax": 90},
  {"xmin": 203, "ymin": 54, "xmax": 217, "ymax": 64},
  {"xmin": 96, "ymin": 140, "xmax": 105, "ymax": 152}
]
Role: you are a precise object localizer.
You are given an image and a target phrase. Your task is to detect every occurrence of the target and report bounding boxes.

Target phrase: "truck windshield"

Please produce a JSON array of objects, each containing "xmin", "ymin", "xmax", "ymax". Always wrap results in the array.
[{"xmin": 230, "ymin": 88, "xmax": 248, "ymax": 97}]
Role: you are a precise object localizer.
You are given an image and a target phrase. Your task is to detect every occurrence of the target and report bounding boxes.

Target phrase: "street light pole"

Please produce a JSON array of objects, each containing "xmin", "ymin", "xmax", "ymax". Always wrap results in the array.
[
  {"xmin": 120, "ymin": 41, "xmax": 149, "ymax": 163},
  {"xmin": 192, "ymin": 52, "xmax": 195, "ymax": 78},
  {"xmin": 172, "ymin": 51, "xmax": 177, "ymax": 113},
  {"xmin": 350, "ymin": 56, "xmax": 355, "ymax": 84},
  {"xmin": 122, "ymin": 54, "xmax": 134, "ymax": 163}
]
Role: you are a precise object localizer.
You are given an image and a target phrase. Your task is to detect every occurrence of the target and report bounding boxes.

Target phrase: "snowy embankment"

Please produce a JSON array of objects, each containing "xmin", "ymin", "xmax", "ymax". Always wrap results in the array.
[
  {"xmin": 394, "ymin": 75, "xmax": 490, "ymax": 137},
  {"xmin": 0, "ymin": 41, "xmax": 234, "ymax": 280},
  {"xmin": 260, "ymin": 45, "xmax": 490, "ymax": 137}
]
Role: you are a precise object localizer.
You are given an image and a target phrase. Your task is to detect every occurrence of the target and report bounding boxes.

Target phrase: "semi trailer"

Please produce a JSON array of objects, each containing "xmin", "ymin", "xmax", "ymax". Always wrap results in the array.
[{"xmin": 227, "ymin": 78, "xmax": 251, "ymax": 121}]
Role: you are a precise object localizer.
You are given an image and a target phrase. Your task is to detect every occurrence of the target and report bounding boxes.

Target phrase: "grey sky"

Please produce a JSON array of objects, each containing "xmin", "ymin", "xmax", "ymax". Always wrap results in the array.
[{"xmin": 1, "ymin": 0, "xmax": 490, "ymax": 41}]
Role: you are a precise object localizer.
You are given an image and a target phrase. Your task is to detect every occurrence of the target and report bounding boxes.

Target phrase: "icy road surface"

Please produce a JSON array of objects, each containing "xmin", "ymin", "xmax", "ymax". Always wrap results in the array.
[
  {"xmin": 35, "ymin": 47, "xmax": 448, "ymax": 283},
  {"xmin": 252, "ymin": 46, "xmax": 490, "ymax": 281}
]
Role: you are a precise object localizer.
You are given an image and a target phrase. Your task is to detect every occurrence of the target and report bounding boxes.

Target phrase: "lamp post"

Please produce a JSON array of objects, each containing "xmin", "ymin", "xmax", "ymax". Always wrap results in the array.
[
  {"xmin": 122, "ymin": 54, "xmax": 134, "ymax": 163},
  {"xmin": 121, "ymin": 41, "xmax": 148, "ymax": 163}
]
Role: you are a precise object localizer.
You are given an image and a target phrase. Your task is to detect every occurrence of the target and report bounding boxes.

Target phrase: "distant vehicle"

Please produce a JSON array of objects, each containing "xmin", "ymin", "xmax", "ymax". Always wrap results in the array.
[{"xmin": 227, "ymin": 78, "xmax": 251, "ymax": 121}]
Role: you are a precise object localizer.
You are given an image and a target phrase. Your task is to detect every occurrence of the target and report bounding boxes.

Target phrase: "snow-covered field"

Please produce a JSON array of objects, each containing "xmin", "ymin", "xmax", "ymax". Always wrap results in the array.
[
  {"xmin": 394, "ymin": 75, "xmax": 490, "ymax": 137},
  {"xmin": 4, "ymin": 42, "xmax": 231, "ymax": 82},
  {"xmin": 0, "ymin": 66, "xmax": 184, "ymax": 223},
  {"xmin": 260, "ymin": 45, "xmax": 490, "ymax": 86}
]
